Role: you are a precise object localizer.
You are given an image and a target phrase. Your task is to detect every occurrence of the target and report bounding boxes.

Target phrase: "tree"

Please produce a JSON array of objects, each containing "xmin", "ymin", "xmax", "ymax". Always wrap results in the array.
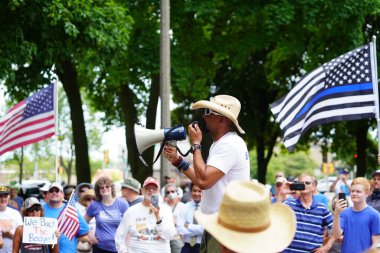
[
  {"xmin": 0, "ymin": 0, "xmax": 133, "ymax": 182},
  {"xmin": 169, "ymin": 0, "xmax": 380, "ymax": 183}
]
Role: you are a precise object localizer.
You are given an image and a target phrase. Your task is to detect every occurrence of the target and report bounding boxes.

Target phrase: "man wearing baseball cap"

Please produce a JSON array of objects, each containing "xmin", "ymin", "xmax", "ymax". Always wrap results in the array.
[
  {"xmin": 115, "ymin": 176, "xmax": 176, "ymax": 253},
  {"xmin": 367, "ymin": 170, "xmax": 380, "ymax": 212},
  {"xmin": 163, "ymin": 95, "xmax": 250, "ymax": 252},
  {"xmin": 43, "ymin": 182, "xmax": 89, "ymax": 253},
  {"xmin": 0, "ymin": 185, "xmax": 22, "ymax": 252},
  {"xmin": 120, "ymin": 177, "xmax": 143, "ymax": 207}
]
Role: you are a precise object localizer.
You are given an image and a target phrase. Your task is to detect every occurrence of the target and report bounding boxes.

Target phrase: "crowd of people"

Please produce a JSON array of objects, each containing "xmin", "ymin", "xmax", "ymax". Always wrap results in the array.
[
  {"xmin": 0, "ymin": 175, "xmax": 204, "ymax": 253},
  {"xmin": 1, "ymin": 94, "xmax": 380, "ymax": 253}
]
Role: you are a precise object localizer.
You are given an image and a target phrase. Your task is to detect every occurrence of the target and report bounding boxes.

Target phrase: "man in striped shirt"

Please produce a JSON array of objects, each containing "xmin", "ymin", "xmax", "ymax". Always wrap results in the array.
[{"xmin": 284, "ymin": 173, "xmax": 334, "ymax": 253}]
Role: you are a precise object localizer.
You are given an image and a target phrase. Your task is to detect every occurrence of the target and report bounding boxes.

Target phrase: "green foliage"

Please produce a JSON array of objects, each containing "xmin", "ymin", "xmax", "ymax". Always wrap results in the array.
[{"xmin": 250, "ymin": 149, "xmax": 318, "ymax": 184}]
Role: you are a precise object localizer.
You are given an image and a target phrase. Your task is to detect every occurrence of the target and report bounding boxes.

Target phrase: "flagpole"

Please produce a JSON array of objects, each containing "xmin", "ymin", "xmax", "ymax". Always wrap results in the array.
[
  {"xmin": 371, "ymin": 36, "xmax": 380, "ymax": 157},
  {"xmin": 54, "ymin": 81, "xmax": 60, "ymax": 183}
]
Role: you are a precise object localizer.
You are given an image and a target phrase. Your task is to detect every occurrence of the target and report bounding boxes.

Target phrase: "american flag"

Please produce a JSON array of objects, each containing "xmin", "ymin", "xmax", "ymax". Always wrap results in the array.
[
  {"xmin": 58, "ymin": 192, "xmax": 79, "ymax": 240},
  {"xmin": 0, "ymin": 84, "xmax": 55, "ymax": 155},
  {"xmin": 270, "ymin": 43, "xmax": 376, "ymax": 151}
]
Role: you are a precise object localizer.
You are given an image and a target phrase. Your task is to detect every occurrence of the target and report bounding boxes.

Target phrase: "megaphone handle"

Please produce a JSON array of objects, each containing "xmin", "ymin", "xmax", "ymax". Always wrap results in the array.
[
  {"xmin": 177, "ymin": 146, "xmax": 192, "ymax": 157},
  {"xmin": 152, "ymin": 141, "xmax": 166, "ymax": 165}
]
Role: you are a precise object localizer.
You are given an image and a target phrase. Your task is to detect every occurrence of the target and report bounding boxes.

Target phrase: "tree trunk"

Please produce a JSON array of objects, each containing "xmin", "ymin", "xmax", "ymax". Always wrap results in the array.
[
  {"xmin": 256, "ymin": 138, "xmax": 266, "ymax": 184},
  {"xmin": 57, "ymin": 60, "xmax": 91, "ymax": 183},
  {"xmin": 355, "ymin": 123, "xmax": 369, "ymax": 177},
  {"xmin": 118, "ymin": 75, "xmax": 160, "ymax": 183},
  {"xmin": 145, "ymin": 74, "xmax": 160, "ymax": 169},
  {"xmin": 119, "ymin": 84, "xmax": 149, "ymax": 183}
]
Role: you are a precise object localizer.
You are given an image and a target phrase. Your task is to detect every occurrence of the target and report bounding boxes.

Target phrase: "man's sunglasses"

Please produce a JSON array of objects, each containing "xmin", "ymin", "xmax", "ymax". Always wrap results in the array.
[
  {"xmin": 49, "ymin": 188, "xmax": 60, "ymax": 194},
  {"xmin": 204, "ymin": 108, "xmax": 222, "ymax": 116}
]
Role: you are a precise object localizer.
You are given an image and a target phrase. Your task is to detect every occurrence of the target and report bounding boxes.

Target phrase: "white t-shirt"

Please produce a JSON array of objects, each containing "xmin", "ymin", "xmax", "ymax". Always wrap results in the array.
[
  {"xmin": 115, "ymin": 202, "xmax": 176, "ymax": 253},
  {"xmin": 0, "ymin": 207, "xmax": 23, "ymax": 253},
  {"xmin": 202, "ymin": 131, "xmax": 250, "ymax": 214}
]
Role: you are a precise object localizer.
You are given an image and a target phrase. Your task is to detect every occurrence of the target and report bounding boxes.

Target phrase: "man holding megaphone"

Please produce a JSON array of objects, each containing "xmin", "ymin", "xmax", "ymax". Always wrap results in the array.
[{"xmin": 163, "ymin": 95, "xmax": 250, "ymax": 253}]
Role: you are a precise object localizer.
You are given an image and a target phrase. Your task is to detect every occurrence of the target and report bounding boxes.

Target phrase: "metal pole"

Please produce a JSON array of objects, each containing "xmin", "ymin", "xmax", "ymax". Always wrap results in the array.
[{"xmin": 160, "ymin": 0, "xmax": 171, "ymax": 186}]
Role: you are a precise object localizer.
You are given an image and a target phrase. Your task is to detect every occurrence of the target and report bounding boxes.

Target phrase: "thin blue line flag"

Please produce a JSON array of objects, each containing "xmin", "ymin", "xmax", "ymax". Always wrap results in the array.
[{"xmin": 270, "ymin": 44, "xmax": 376, "ymax": 152}]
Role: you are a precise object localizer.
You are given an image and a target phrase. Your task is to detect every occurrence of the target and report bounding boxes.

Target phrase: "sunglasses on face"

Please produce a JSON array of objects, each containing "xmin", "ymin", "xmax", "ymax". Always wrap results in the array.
[
  {"xmin": 99, "ymin": 185, "xmax": 110, "ymax": 190},
  {"xmin": 80, "ymin": 189, "xmax": 89, "ymax": 193},
  {"xmin": 166, "ymin": 190, "xmax": 176, "ymax": 195},
  {"xmin": 49, "ymin": 188, "xmax": 60, "ymax": 194},
  {"xmin": 299, "ymin": 181, "xmax": 312, "ymax": 185},
  {"xmin": 204, "ymin": 108, "xmax": 222, "ymax": 116},
  {"xmin": 27, "ymin": 205, "xmax": 41, "ymax": 213}
]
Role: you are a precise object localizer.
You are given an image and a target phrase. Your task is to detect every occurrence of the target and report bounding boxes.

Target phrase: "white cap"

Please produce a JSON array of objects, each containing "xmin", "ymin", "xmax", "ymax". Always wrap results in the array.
[
  {"xmin": 40, "ymin": 183, "xmax": 50, "ymax": 192},
  {"xmin": 48, "ymin": 182, "xmax": 63, "ymax": 192}
]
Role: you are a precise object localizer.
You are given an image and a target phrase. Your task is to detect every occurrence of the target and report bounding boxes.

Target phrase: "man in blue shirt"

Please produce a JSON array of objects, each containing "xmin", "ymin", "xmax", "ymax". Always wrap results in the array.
[
  {"xmin": 43, "ymin": 182, "xmax": 89, "ymax": 253},
  {"xmin": 284, "ymin": 173, "xmax": 334, "ymax": 253}
]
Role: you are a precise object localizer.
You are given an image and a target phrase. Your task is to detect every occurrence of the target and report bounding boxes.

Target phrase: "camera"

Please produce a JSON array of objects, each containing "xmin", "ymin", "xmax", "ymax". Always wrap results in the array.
[{"xmin": 290, "ymin": 183, "xmax": 305, "ymax": 191}]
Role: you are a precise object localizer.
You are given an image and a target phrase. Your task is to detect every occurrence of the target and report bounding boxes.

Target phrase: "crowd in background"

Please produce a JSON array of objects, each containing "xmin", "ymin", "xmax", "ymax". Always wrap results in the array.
[
  {"xmin": 0, "ymin": 175, "xmax": 203, "ymax": 253},
  {"xmin": 2, "ymin": 169, "xmax": 380, "ymax": 253}
]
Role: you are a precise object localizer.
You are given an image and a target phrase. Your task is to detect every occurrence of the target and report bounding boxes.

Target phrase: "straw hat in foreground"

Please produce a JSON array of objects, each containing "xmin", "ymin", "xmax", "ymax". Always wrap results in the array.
[{"xmin": 195, "ymin": 180, "xmax": 296, "ymax": 253}]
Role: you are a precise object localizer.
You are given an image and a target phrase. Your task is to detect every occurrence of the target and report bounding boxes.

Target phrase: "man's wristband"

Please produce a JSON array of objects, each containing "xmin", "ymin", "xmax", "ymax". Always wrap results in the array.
[
  {"xmin": 172, "ymin": 156, "xmax": 183, "ymax": 167},
  {"xmin": 156, "ymin": 218, "xmax": 163, "ymax": 224},
  {"xmin": 191, "ymin": 144, "xmax": 201, "ymax": 153}
]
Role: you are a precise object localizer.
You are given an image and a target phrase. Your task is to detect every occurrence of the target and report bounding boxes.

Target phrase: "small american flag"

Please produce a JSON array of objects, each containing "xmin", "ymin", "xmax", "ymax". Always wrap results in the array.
[
  {"xmin": 0, "ymin": 84, "xmax": 55, "ymax": 155},
  {"xmin": 58, "ymin": 192, "xmax": 79, "ymax": 240}
]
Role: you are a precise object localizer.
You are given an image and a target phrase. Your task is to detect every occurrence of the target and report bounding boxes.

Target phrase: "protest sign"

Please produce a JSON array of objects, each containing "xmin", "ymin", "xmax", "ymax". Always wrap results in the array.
[{"xmin": 22, "ymin": 217, "xmax": 58, "ymax": 244}]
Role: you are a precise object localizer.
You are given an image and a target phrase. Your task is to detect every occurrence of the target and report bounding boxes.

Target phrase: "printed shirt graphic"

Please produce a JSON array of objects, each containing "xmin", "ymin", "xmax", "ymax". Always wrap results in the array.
[
  {"xmin": 0, "ymin": 207, "xmax": 23, "ymax": 253},
  {"xmin": 115, "ymin": 203, "xmax": 175, "ymax": 253}
]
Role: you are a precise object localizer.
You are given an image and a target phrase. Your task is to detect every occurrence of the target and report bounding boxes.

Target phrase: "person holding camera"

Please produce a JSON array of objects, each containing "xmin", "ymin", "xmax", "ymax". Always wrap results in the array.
[
  {"xmin": 115, "ymin": 177, "xmax": 176, "ymax": 253},
  {"xmin": 283, "ymin": 174, "xmax": 334, "ymax": 253},
  {"xmin": 367, "ymin": 170, "xmax": 380, "ymax": 212},
  {"xmin": 330, "ymin": 168, "xmax": 351, "ymax": 196},
  {"xmin": 332, "ymin": 177, "xmax": 380, "ymax": 253},
  {"xmin": 163, "ymin": 95, "xmax": 250, "ymax": 253}
]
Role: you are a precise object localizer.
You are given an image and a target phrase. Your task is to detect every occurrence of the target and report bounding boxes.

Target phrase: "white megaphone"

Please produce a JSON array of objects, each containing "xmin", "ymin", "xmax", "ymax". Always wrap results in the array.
[{"xmin": 134, "ymin": 123, "xmax": 187, "ymax": 166}]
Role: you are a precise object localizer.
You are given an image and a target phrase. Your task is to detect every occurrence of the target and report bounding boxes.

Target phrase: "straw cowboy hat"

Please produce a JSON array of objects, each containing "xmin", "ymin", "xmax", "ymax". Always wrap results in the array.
[
  {"xmin": 195, "ymin": 181, "xmax": 296, "ymax": 253},
  {"xmin": 79, "ymin": 189, "xmax": 96, "ymax": 206},
  {"xmin": 191, "ymin": 95, "xmax": 245, "ymax": 134}
]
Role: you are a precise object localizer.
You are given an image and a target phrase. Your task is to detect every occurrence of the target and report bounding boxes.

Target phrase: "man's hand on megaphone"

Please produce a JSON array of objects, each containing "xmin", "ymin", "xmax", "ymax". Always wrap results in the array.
[
  {"xmin": 188, "ymin": 122, "xmax": 202, "ymax": 145},
  {"xmin": 163, "ymin": 143, "xmax": 179, "ymax": 163}
]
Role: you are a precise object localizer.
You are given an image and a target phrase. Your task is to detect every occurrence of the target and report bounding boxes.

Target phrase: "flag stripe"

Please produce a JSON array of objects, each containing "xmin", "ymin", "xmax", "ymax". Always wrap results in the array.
[
  {"xmin": 0, "ymin": 84, "xmax": 55, "ymax": 155},
  {"xmin": 58, "ymin": 192, "xmax": 79, "ymax": 240},
  {"xmin": 271, "ymin": 67, "xmax": 325, "ymax": 116},
  {"xmin": 282, "ymin": 92, "xmax": 375, "ymax": 136},
  {"xmin": 0, "ymin": 113, "xmax": 54, "ymax": 146},
  {"xmin": 270, "ymin": 43, "xmax": 375, "ymax": 151},
  {"xmin": 0, "ymin": 132, "xmax": 55, "ymax": 156},
  {"xmin": 284, "ymin": 107, "xmax": 375, "ymax": 149},
  {"xmin": 294, "ymin": 83, "xmax": 373, "ymax": 120},
  {"xmin": 0, "ymin": 101, "xmax": 25, "ymax": 126}
]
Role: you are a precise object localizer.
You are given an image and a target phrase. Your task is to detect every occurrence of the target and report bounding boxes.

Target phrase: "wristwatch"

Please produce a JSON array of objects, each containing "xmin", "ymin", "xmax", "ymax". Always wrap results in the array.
[{"xmin": 191, "ymin": 144, "xmax": 201, "ymax": 153}]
